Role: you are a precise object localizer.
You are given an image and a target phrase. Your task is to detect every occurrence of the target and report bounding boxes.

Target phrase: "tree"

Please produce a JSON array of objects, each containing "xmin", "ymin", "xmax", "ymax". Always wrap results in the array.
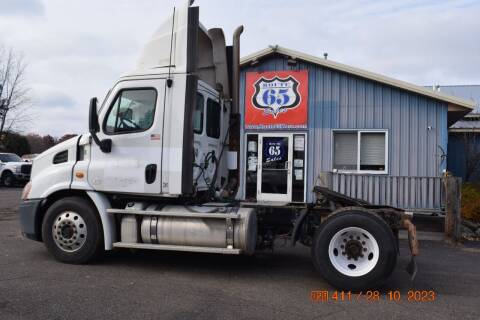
[
  {"xmin": 0, "ymin": 46, "xmax": 31, "ymax": 135},
  {"xmin": 25, "ymin": 133, "xmax": 46, "ymax": 153},
  {"xmin": 57, "ymin": 134, "xmax": 77, "ymax": 143},
  {"xmin": 0, "ymin": 132, "xmax": 31, "ymax": 156},
  {"xmin": 42, "ymin": 134, "xmax": 56, "ymax": 150},
  {"xmin": 462, "ymin": 130, "xmax": 480, "ymax": 182}
]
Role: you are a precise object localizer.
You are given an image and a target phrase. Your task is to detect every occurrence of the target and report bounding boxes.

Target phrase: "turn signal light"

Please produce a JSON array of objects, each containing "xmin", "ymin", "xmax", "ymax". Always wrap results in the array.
[{"xmin": 21, "ymin": 182, "xmax": 32, "ymax": 200}]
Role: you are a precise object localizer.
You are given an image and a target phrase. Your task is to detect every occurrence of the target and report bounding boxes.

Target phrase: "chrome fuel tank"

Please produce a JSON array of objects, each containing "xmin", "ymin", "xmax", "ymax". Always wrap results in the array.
[{"xmin": 136, "ymin": 205, "xmax": 257, "ymax": 255}]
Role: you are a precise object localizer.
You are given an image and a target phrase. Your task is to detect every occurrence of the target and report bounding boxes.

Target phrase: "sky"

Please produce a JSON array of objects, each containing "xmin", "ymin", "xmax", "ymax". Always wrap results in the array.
[{"xmin": 0, "ymin": 0, "xmax": 479, "ymax": 136}]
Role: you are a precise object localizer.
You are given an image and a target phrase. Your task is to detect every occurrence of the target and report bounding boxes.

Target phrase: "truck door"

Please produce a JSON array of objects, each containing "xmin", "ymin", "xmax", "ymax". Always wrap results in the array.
[
  {"xmin": 87, "ymin": 79, "xmax": 165, "ymax": 194},
  {"xmin": 193, "ymin": 85, "xmax": 223, "ymax": 191}
]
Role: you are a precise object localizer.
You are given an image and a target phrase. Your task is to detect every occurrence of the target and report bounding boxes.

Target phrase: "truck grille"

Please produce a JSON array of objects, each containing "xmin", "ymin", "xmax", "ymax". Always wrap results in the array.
[{"xmin": 21, "ymin": 165, "xmax": 32, "ymax": 174}]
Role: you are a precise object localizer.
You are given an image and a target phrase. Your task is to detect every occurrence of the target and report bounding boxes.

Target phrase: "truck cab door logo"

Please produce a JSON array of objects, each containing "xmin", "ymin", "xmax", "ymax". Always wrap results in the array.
[{"xmin": 252, "ymin": 76, "xmax": 301, "ymax": 118}]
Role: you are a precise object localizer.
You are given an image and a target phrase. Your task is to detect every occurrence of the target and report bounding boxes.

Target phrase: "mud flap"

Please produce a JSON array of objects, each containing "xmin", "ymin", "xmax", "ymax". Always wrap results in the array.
[
  {"xmin": 406, "ymin": 256, "xmax": 417, "ymax": 281},
  {"xmin": 403, "ymin": 219, "xmax": 419, "ymax": 281}
]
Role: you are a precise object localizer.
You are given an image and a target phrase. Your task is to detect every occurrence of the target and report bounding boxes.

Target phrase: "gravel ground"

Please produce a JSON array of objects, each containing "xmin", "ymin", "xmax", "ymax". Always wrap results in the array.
[
  {"xmin": 0, "ymin": 188, "xmax": 479, "ymax": 320},
  {"xmin": 0, "ymin": 187, "xmax": 23, "ymax": 213}
]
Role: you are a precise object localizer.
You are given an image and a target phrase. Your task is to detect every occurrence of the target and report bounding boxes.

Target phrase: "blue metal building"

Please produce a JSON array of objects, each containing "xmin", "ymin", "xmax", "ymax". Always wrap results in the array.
[
  {"xmin": 436, "ymin": 85, "xmax": 480, "ymax": 183},
  {"xmin": 238, "ymin": 46, "xmax": 474, "ymax": 212}
]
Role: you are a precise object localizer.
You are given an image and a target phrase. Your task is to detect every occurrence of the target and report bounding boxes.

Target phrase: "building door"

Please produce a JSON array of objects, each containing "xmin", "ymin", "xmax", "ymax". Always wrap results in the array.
[{"xmin": 257, "ymin": 133, "xmax": 293, "ymax": 202}]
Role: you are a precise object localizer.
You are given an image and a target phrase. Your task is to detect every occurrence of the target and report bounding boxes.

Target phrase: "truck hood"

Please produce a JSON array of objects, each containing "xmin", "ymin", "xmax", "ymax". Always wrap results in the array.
[
  {"xmin": 34, "ymin": 137, "xmax": 78, "ymax": 162},
  {"xmin": 31, "ymin": 136, "xmax": 79, "ymax": 179}
]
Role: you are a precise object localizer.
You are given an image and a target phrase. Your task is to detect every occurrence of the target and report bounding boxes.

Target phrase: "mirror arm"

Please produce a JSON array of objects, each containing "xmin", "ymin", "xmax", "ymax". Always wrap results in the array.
[
  {"xmin": 89, "ymin": 130, "xmax": 111, "ymax": 153},
  {"xmin": 89, "ymin": 97, "xmax": 112, "ymax": 153}
]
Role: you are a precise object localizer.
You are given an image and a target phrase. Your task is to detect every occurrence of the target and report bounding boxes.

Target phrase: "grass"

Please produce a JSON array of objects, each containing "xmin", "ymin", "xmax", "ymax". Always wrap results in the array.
[{"xmin": 462, "ymin": 183, "xmax": 480, "ymax": 222}]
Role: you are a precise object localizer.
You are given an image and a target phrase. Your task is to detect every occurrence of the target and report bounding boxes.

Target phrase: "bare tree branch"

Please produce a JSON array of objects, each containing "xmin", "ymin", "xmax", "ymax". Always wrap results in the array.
[{"xmin": 0, "ymin": 45, "xmax": 32, "ymax": 136}]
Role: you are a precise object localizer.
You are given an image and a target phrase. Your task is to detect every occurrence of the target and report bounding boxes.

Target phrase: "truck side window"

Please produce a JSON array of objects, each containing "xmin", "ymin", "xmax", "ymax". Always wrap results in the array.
[
  {"xmin": 105, "ymin": 88, "xmax": 157, "ymax": 134},
  {"xmin": 194, "ymin": 93, "xmax": 204, "ymax": 134},
  {"xmin": 206, "ymin": 98, "xmax": 221, "ymax": 139}
]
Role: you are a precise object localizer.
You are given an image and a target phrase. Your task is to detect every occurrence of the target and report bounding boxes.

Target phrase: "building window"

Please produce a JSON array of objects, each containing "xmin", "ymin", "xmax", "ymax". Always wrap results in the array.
[
  {"xmin": 194, "ymin": 93, "xmax": 204, "ymax": 134},
  {"xmin": 206, "ymin": 98, "xmax": 221, "ymax": 138},
  {"xmin": 333, "ymin": 130, "xmax": 387, "ymax": 173},
  {"xmin": 333, "ymin": 132, "xmax": 357, "ymax": 170},
  {"xmin": 105, "ymin": 88, "xmax": 157, "ymax": 134}
]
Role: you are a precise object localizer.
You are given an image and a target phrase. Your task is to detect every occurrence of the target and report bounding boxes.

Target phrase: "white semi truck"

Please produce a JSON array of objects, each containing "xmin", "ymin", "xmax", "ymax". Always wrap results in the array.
[{"xmin": 19, "ymin": 1, "xmax": 418, "ymax": 290}]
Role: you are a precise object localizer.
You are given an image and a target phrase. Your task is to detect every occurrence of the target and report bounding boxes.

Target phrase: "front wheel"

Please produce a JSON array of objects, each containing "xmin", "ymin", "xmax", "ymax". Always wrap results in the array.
[
  {"xmin": 1, "ymin": 171, "xmax": 15, "ymax": 187},
  {"xmin": 311, "ymin": 210, "xmax": 397, "ymax": 291},
  {"xmin": 42, "ymin": 196, "xmax": 104, "ymax": 264}
]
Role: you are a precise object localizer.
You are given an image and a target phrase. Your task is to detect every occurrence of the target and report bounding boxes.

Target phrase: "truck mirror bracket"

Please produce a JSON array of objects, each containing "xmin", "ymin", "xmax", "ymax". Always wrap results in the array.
[
  {"xmin": 89, "ymin": 134, "xmax": 112, "ymax": 153},
  {"xmin": 89, "ymin": 97, "xmax": 112, "ymax": 153},
  {"xmin": 98, "ymin": 138, "xmax": 112, "ymax": 153}
]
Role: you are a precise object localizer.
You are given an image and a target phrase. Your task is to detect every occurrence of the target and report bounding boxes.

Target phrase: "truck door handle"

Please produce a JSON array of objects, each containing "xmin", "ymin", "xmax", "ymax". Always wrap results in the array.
[{"xmin": 145, "ymin": 164, "xmax": 157, "ymax": 184}]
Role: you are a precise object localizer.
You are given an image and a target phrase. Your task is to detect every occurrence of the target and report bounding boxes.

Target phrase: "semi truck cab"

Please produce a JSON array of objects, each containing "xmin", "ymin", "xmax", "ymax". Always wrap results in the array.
[{"xmin": 19, "ymin": 1, "xmax": 418, "ymax": 291}]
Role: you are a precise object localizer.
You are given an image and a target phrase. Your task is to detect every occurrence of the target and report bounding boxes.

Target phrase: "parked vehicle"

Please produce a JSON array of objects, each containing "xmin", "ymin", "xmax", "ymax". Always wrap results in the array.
[
  {"xmin": 19, "ymin": 1, "xmax": 419, "ymax": 290},
  {"xmin": 22, "ymin": 154, "xmax": 39, "ymax": 163},
  {"xmin": 0, "ymin": 153, "xmax": 32, "ymax": 187}
]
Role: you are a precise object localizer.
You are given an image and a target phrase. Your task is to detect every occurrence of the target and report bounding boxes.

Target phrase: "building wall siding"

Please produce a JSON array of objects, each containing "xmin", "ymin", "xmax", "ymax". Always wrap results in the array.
[
  {"xmin": 448, "ymin": 132, "xmax": 480, "ymax": 182},
  {"xmin": 239, "ymin": 54, "xmax": 448, "ymax": 207}
]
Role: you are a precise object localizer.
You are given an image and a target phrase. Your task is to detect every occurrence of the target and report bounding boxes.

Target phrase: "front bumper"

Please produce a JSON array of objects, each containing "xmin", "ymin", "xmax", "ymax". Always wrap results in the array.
[
  {"xmin": 13, "ymin": 173, "xmax": 30, "ymax": 181},
  {"xmin": 19, "ymin": 198, "xmax": 44, "ymax": 241}
]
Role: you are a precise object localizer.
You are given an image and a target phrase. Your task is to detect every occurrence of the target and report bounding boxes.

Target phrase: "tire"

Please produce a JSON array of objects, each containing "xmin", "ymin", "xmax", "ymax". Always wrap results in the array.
[
  {"xmin": 311, "ymin": 210, "xmax": 397, "ymax": 291},
  {"xmin": 1, "ymin": 171, "xmax": 15, "ymax": 187},
  {"xmin": 42, "ymin": 196, "xmax": 104, "ymax": 264}
]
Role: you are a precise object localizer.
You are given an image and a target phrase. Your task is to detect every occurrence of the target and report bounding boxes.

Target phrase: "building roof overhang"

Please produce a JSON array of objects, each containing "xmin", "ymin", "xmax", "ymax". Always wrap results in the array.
[{"xmin": 241, "ymin": 46, "xmax": 475, "ymax": 125}]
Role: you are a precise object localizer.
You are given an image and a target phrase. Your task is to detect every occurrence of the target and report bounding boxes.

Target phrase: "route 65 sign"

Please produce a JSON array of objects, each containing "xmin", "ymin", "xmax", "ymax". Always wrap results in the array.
[
  {"xmin": 263, "ymin": 137, "xmax": 287, "ymax": 163},
  {"xmin": 253, "ymin": 77, "xmax": 300, "ymax": 118},
  {"xmin": 245, "ymin": 70, "xmax": 308, "ymax": 129}
]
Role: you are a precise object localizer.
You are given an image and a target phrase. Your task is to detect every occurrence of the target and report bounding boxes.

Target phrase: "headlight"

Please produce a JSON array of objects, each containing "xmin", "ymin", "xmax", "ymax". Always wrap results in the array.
[
  {"xmin": 21, "ymin": 182, "xmax": 32, "ymax": 200},
  {"xmin": 14, "ymin": 165, "xmax": 21, "ymax": 173}
]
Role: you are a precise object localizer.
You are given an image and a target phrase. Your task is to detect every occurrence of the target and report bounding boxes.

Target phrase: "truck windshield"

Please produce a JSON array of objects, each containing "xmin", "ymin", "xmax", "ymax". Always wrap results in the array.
[{"xmin": 0, "ymin": 154, "xmax": 22, "ymax": 162}]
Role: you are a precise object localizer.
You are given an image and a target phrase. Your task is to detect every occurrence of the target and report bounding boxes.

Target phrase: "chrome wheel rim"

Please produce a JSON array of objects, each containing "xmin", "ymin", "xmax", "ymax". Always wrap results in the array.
[
  {"xmin": 328, "ymin": 227, "xmax": 379, "ymax": 277},
  {"xmin": 52, "ymin": 211, "xmax": 87, "ymax": 252}
]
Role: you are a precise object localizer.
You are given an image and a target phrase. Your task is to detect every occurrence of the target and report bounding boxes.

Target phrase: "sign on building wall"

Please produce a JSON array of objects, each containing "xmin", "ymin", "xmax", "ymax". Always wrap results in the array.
[{"xmin": 245, "ymin": 70, "xmax": 308, "ymax": 129}]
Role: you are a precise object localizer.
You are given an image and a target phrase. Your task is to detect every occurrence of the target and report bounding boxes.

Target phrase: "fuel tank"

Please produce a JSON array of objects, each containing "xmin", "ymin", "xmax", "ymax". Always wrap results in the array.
[{"xmin": 122, "ymin": 205, "xmax": 257, "ymax": 255}]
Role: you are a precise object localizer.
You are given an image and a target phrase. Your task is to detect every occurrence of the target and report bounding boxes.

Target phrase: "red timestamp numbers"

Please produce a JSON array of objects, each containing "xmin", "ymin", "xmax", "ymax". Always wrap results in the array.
[
  {"xmin": 310, "ymin": 290, "xmax": 436, "ymax": 302},
  {"xmin": 407, "ymin": 290, "xmax": 436, "ymax": 302},
  {"xmin": 387, "ymin": 290, "xmax": 436, "ymax": 302}
]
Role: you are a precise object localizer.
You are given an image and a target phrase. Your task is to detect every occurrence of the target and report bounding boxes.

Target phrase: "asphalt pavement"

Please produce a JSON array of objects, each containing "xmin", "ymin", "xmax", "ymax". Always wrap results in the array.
[{"xmin": 0, "ymin": 187, "xmax": 479, "ymax": 320}]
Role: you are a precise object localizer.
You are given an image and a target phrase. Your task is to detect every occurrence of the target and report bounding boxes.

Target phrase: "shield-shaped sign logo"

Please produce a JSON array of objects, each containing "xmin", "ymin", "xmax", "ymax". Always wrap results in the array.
[{"xmin": 252, "ymin": 76, "xmax": 301, "ymax": 118}]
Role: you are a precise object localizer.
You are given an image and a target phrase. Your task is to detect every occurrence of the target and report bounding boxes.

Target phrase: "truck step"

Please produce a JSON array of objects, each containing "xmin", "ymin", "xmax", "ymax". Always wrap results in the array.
[
  {"xmin": 112, "ymin": 242, "xmax": 242, "ymax": 254},
  {"xmin": 107, "ymin": 208, "xmax": 240, "ymax": 219}
]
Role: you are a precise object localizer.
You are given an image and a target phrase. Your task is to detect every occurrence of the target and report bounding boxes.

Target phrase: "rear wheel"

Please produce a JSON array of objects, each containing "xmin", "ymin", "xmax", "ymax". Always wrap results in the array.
[
  {"xmin": 42, "ymin": 197, "xmax": 104, "ymax": 264},
  {"xmin": 311, "ymin": 210, "xmax": 397, "ymax": 291}
]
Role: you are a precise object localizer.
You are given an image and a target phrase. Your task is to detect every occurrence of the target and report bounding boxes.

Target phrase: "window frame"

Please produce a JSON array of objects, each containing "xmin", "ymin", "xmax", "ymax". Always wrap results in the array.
[
  {"xmin": 331, "ymin": 129, "xmax": 388, "ymax": 174},
  {"xmin": 52, "ymin": 150, "xmax": 69, "ymax": 164},
  {"xmin": 205, "ymin": 97, "xmax": 221, "ymax": 139},
  {"xmin": 102, "ymin": 87, "xmax": 158, "ymax": 136},
  {"xmin": 0, "ymin": 153, "xmax": 22, "ymax": 162},
  {"xmin": 194, "ymin": 92, "xmax": 205, "ymax": 135}
]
